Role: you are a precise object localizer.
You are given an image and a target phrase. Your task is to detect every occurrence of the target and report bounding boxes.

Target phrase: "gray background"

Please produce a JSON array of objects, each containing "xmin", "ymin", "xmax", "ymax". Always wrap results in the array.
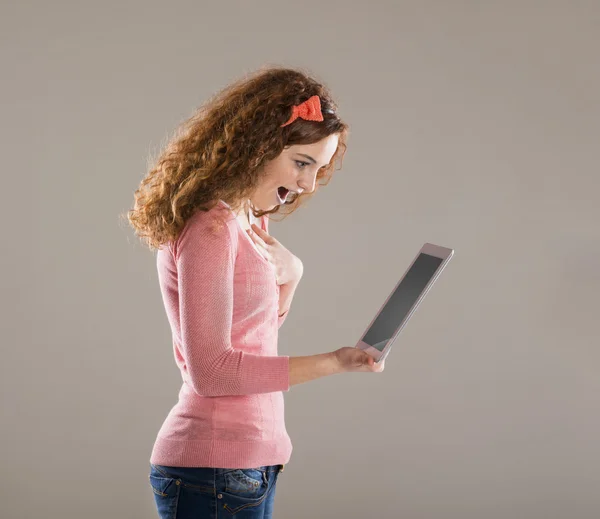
[{"xmin": 2, "ymin": 1, "xmax": 599, "ymax": 518}]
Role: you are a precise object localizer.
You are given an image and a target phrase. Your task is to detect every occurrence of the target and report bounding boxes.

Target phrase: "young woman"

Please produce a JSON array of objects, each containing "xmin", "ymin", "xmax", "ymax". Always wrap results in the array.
[{"xmin": 128, "ymin": 66, "xmax": 384, "ymax": 519}]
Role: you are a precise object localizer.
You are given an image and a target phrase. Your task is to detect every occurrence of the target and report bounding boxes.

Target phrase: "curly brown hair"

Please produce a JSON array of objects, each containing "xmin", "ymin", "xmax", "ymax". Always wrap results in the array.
[{"xmin": 123, "ymin": 66, "xmax": 349, "ymax": 251}]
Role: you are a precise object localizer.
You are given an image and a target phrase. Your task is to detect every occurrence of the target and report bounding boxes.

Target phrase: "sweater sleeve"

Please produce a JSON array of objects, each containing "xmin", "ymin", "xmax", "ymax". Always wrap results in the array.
[{"xmin": 176, "ymin": 215, "xmax": 290, "ymax": 397}]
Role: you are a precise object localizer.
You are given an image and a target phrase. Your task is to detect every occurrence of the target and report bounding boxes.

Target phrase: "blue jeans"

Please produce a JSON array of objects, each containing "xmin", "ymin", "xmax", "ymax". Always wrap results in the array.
[{"xmin": 148, "ymin": 463, "xmax": 284, "ymax": 518}]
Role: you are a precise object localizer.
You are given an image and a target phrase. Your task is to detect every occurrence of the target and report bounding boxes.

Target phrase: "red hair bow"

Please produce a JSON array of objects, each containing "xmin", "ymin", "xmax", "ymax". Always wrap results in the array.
[{"xmin": 281, "ymin": 95, "xmax": 324, "ymax": 127}]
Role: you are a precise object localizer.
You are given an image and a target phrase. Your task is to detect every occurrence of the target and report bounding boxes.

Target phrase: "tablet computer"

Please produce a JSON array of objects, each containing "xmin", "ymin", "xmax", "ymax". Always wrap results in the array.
[{"xmin": 355, "ymin": 242, "xmax": 454, "ymax": 363}]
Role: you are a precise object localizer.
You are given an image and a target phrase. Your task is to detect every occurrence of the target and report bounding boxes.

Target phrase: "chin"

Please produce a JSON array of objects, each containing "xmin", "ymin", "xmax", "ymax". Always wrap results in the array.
[
  {"xmin": 251, "ymin": 191, "xmax": 281, "ymax": 211},
  {"xmin": 251, "ymin": 201, "xmax": 274, "ymax": 212}
]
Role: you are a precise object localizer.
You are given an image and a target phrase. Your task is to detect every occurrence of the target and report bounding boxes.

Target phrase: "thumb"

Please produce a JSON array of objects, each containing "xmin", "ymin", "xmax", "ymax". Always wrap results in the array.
[{"xmin": 360, "ymin": 351, "xmax": 374, "ymax": 366}]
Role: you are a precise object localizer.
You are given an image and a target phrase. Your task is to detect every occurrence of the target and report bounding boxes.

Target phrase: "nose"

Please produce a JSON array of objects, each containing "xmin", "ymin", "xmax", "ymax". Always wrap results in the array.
[{"xmin": 297, "ymin": 173, "xmax": 317, "ymax": 194}]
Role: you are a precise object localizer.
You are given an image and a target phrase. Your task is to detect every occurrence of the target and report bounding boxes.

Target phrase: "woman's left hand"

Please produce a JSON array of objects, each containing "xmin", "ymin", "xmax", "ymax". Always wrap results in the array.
[{"xmin": 247, "ymin": 224, "xmax": 303, "ymax": 286}]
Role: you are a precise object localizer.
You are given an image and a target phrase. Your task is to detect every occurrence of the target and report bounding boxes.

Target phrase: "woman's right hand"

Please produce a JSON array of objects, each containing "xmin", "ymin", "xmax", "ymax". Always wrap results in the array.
[
  {"xmin": 288, "ymin": 349, "xmax": 384, "ymax": 387},
  {"xmin": 333, "ymin": 347, "xmax": 385, "ymax": 373}
]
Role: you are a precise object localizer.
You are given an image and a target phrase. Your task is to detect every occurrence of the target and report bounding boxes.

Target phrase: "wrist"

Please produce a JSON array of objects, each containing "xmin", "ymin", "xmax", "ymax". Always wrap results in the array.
[
  {"xmin": 326, "ymin": 350, "xmax": 344, "ymax": 375},
  {"xmin": 286, "ymin": 275, "xmax": 301, "ymax": 288}
]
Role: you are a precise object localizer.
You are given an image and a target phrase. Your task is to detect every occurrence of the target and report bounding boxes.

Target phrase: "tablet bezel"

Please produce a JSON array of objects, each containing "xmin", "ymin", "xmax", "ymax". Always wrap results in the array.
[{"xmin": 355, "ymin": 242, "xmax": 454, "ymax": 363}]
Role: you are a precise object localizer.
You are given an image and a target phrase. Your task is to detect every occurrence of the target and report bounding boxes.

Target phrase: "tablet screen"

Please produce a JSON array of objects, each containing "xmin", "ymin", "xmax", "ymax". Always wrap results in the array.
[{"xmin": 362, "ymin": 253, "xmax": 444, "ymax": 351}]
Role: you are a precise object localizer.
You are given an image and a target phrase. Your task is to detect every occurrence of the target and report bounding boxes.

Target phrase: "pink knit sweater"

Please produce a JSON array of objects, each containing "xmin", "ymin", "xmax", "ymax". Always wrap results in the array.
[{"xmin": 149, "ymin": 200, "xmax": 293, "ymax": 469}]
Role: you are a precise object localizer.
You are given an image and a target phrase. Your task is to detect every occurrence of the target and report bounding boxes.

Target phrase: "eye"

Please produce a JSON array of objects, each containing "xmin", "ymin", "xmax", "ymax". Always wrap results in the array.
[{"xmin": 295, "ymin": 160, "xmax": 310, "ymax": 169}]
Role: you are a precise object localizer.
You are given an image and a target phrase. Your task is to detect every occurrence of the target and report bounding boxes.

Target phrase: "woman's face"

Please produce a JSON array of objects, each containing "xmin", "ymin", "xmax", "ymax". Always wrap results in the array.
[{"xmin": 250, "ymin": 134, "xmax": 340, "ymax": 211}]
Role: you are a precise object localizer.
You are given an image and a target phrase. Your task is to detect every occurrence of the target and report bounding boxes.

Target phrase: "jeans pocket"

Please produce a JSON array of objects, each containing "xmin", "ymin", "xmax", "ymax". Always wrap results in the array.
[
  {"xmin": 149, "ymin": 465, "xmax": 181, "ymax": 519},
  {"xmin": 220, "ymin": 467, "xmax": 274, "ymax": 515},
  {"xmin": 224, "ymin": 468, "xmax": 267, "ymax": 496}
]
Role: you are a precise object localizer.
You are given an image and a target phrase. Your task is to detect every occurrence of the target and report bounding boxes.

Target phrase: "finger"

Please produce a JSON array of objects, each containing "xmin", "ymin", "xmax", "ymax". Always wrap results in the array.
[
  {"xmin": 251, "ymin": 224, "xmax": 276, "ymax": 244},
  {"xmin": 246, "ymin": 231, "xmax": 271, "ymax": 260},
  {"xmin": 257, "ymin": 248, "xmax": 271, "ymax": 261},
  {"xmin": 246, "ymin": 229, "xmax": 266, "ymax": 249},
  {"xmin": 250, "ymin": 224, "xmax": 271, "ymax": 243},
  {"xmin": 248, "ymin": 228, "xmax": 269, "ymax": 249}
]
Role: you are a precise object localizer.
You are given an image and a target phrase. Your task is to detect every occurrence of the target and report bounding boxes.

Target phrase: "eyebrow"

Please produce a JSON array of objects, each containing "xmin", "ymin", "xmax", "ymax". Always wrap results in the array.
[{"xmin": 296, "ymin": 153, "xmax": 317, "ymax": 165}]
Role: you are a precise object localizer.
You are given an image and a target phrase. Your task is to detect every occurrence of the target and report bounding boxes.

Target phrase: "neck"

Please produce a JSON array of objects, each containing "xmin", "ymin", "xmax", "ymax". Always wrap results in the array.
[{"xmin": 228, "ymin": 199, "xmax": 251, "ymax": 228}]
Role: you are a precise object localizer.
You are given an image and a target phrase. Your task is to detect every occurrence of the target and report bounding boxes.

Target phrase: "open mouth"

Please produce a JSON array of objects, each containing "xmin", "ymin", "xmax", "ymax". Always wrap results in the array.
[{"xmin": 277, "ymin": 186, "xmax": 290, "ymax": 203}]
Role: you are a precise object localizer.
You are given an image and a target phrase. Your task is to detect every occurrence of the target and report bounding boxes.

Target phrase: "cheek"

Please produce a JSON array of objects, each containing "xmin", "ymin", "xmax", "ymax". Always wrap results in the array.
[
  {"xmin": 272, "ymin": 168, "xmax": 295, "ymax": 185},
  {"xmin": 262, "ymin": 159, "xmax": 295, "ymax": 186}
]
